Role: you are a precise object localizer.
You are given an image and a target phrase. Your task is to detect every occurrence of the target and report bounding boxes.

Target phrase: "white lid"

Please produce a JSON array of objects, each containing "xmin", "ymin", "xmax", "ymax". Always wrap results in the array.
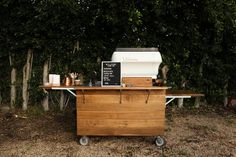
[
  {"xmin": 112, "ymin": 51, "xmax": 162, "ymax": 62},
  {"xmin": 111, "ymin": 48, "xmax": 162, "ymax": 78}
]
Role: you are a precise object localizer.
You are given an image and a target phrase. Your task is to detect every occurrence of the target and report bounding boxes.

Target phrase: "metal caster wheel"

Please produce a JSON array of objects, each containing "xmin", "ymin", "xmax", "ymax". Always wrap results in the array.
[
  {"xmin": 79, "ymin": 136, "xmax": 89, "ymax": 146},
  {"xmin": 155, "ymin": 136, "xmax": 165, "ymax": 147}
]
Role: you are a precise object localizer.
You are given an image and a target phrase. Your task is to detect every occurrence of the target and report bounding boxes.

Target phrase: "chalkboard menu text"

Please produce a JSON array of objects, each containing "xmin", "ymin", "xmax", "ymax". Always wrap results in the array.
[{"xmin": 102, "ymin": 61, "xmax": 121, "ymax": 86}]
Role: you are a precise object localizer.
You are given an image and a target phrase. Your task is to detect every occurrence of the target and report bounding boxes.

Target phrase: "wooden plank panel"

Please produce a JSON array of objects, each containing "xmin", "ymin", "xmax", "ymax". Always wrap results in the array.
[
  {"xmin": 77, "ymin": 95, "xmax": 120, "ymax": 103},
  {"xmin": 77, "ymin": 119, "xmax": 164, "ymax": 128},
  {"xmin": 76, "ymin": 91, "xmax": 165, "ymax": 104},
  {"xmin": 75, "ymin": 89, "xmax": 167, "ymax": 136},
  {"xmin": 77, "ymin": 90, "xmax": 166, "ymax": 95},
  {"xmin": 122, "ymin": 77, "xmax": 152, "ymax": 87},
  {"xmin": 77, "ymin": 95, "xmax": 165, "ymax": 104},
  {"xmin": 77, "ymin": 111, "xmax": 165, "ymax": 120},
  {"xmin": 77, "ymin": 90, "xmax": 120, "ymax": 95},
  {"xmin": 77, "ymin": 127, "xmax": 165, "ymax": 136},
  {"xmin": 77, "ymin": 103, "xmax": 165, "ymax": 111},
  {"xmin": 121, "ymin": 94, "xmax": 165, "ymax": 103}
]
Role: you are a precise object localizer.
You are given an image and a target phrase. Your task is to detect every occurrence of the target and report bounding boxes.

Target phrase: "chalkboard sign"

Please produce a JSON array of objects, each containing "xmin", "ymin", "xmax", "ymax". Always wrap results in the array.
[{"xmin": 102, "ymin": 61, "xmax": 121, "ymax": 86}]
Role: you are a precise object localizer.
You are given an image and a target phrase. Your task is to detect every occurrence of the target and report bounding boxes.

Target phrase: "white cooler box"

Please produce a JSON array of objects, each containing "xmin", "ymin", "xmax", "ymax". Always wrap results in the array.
[{"xmin": 111, "ymin": 48, "xmax": 162, "ymax": 79}]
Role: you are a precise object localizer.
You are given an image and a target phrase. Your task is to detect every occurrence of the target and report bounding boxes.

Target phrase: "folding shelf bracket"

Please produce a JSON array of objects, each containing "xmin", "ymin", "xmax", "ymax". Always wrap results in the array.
[
  {"xmin": 145, "ymin": 90, "xmax": 151, "ymax": 104},
  {"xmin": 82, "ymin": 89, "xmax": 85, "ymax": 104},
  {"xmin": 51, "ymin": 87, "xmax": 76, "ymax": 97},
  {"xmin": 165, "ymin": 96, "xmax": 191, "ymax": 105},
  {"xmin": 119, "ymin": 89, "xmax": 122, "ymax": 104},
  {"xmin": 66, "ymin": 89, "xmax": 76, "ymax": 97}
]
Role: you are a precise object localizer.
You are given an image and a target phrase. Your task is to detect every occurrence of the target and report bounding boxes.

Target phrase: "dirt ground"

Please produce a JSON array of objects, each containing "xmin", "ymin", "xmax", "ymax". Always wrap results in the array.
[{"xmin": 0, "ymin": 105, "xmax": 236, "ymax": 157}]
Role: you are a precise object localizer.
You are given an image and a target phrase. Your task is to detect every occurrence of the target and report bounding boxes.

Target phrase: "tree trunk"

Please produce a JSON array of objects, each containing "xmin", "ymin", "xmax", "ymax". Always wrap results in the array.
[
  {"xmin": 0, "ymin": 91, "xmax": 2, "ymax": 105},
  {"xmin": 60, "ymin": 91, "xmax": 65, "ymax": 111},
  {"xmin": 59, "ymin": 64, "xmax": 68, "ymax": 110},
  {"xmin": 194, "ymin": 97, "xmax": 201, "ymax": 108},
  {"xmin": 223, "ymin": 81, "xmax": 228, "ymax": 107},
  {"xmin": 194, "ymin": 57, "xmax": 205, "ymax": 108},
  {"xmin": 161, "ymin": 65, "xmax": 169, "ymax": 85},
  {"xmin": 177, "ymin": 98, "xmax": 183, "ymax": 108},
  {"xmin": 22, "ymin": 49, "xmax": 33, "ymax": 110},
  {"xmin": 178, "ymin": 78, "xmax": 187, "ymax": 108},
  {"xmin": 9, "ymin": 54, "xmax": 16, "ymax": 108},
  {"xmin": 10, "ymin": 68, "xmax": 16, "ymax": 108},
  {"xmin": 42, "ymin": 56, "xmax": 51, "ymax": 111}
]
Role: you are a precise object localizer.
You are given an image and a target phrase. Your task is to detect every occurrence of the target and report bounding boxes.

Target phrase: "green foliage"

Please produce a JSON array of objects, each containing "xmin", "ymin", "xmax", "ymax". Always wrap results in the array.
[{"xmin": 0, "ymin": 0, "xmax": 236, "ymax": 106}]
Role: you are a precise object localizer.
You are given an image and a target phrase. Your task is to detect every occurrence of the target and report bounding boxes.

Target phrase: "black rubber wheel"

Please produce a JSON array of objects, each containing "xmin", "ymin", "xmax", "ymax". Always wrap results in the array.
[
  {"xmin": 79, "ymin": 136, "xmax": 89, "ymax": 146},
  {"xmin": 155, "ymin": 136, "xmax": 165, "ymax": 147}
]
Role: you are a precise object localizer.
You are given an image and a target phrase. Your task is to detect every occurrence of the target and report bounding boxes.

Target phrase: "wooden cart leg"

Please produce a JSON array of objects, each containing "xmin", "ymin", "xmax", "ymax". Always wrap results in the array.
[{"xmin": 59, "ymin": 91, "xmax": 64, "ymax": 111}]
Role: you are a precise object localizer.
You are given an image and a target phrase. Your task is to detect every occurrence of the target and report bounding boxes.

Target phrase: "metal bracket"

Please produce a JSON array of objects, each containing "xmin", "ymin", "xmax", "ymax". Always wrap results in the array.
[
  {"xmin": 145, "ymin": 90, "xmax": 151, "ymax": 104},
  {"xmin": 51, "ymin": 87, "xmax": 76, "ymax": 97},
  {"xmin": 165, "ymin": 96, "xmax": 191, "ymax": 105},
  {"xmin": 119, "ymin": 89, "xmax": 122, "ymax": 104},
  {"xmin": 82, "ymin": 89, "xmax": 85, "ymax": 104},
  {"xmin": 66, "ymin": 89, "xmax": 76, "ymax": 97}
]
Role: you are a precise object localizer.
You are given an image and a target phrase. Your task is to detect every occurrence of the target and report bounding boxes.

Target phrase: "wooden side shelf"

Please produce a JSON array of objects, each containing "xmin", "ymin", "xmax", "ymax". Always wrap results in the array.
[
  {"xmin": 166, "ymin": 89, "xmax": 204, "ymax": 107},
  {"xmin": 166, "ymin": 89, "xmax": 204, "ymax": 97}
]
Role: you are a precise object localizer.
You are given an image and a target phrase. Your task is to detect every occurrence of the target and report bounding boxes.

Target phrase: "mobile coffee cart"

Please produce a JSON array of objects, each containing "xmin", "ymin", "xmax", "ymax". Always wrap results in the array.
[
  {"xmin": 76, "ymin": 86, "xmax": 167, "ymax": 146},
  {"xmin": 76, "ymin": 48, "xmax": 166, "ymax": 146},
  {"xmin": 42, "ymin": 48, "xmax": 167, "ymax": 146}
]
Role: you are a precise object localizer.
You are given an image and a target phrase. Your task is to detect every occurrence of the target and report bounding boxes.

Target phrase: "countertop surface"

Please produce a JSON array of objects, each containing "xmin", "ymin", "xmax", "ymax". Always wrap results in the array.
[{"xmin": 39, "ymin": 85, "xmax": 169, "ymax": 90}]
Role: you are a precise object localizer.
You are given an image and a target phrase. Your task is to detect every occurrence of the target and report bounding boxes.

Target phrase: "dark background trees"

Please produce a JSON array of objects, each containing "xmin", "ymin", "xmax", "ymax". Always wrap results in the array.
[{"xmin": 0, "ymin": 0, "xmax": 235, "ymax": 109}]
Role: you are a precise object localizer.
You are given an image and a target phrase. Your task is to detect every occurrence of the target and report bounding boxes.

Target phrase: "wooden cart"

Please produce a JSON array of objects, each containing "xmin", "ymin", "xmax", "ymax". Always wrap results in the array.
[
  {"xmin": 40, "ymin": 85, "xmax": 205, "ymax": 146},
  {"xmin": 75, "ymin": 86, "xmax": 168, "ymax": 146}
]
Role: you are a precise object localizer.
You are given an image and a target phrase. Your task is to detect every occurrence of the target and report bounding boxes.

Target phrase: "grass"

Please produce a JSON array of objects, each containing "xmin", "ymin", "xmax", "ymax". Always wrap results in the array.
[
  {"xmin": 186, "ymin": 124, "xmax": 218, "ymax": 138},
  {"xmin": 178, "ymin": 149, "xmax": 189, "ymax": 156},
  {"xmin": 11, "ymin": 104, "xmax": 65, "ymax": 118},
  {"xmin": 25, "ymin": 105, "xmax": 45, "ymax": 117}
]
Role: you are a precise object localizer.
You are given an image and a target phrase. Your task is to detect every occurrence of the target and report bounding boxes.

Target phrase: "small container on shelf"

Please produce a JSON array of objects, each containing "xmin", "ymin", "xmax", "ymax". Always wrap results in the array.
[
  {"xmin": 155, "ymin": 79, "xmax": 163, "ymax": 86},
  {"xmin": 64, "ymin": 76, "xmax": 71, "ymax": 86},
  {"xmin": 75, "ymin": 79, "xmax": 81, "ymax": 86}
]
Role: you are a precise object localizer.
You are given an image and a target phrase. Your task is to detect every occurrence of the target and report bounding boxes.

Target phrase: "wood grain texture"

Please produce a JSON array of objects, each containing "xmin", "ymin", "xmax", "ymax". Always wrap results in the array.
[
  {"xmin": 76, "ymin": 90, "xmax": 165, "ymax": 104},
  {"xmin": 77, "ymin": 103, "xmax": 165, "ymax": 111},
  {"xmin": 122, "ymin": 77, "xmax": 152, "ymax": 87},
  {"xmin": 77, "ymin": 119, "xmax": 164, "ymax": 128},
  {"xmin": 77, "ymin": 127, "xmax": 165, "ymax": 136},
  {"xmin": 78, "ymin": 111, "xmax": 165, "ymax": 120},
  {"xmin": 76, "ymin": 89, "xmax": 166, "ymax": 136}
]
